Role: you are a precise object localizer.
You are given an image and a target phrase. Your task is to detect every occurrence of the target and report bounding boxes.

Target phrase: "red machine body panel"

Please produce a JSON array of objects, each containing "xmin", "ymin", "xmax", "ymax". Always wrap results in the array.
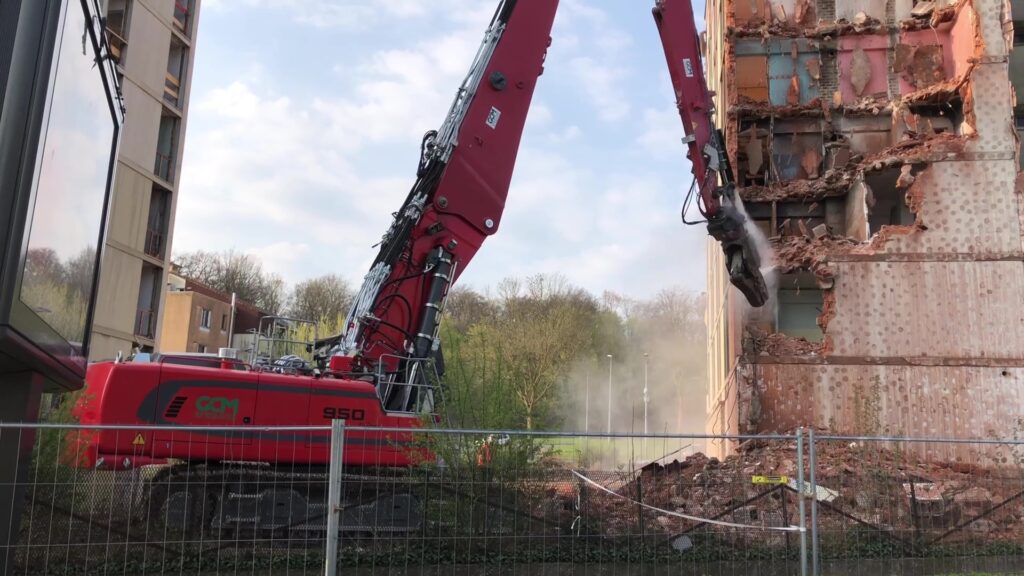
[{"xmin": 70, "ymin": 361, "xmax": 421, "ymax": 470}]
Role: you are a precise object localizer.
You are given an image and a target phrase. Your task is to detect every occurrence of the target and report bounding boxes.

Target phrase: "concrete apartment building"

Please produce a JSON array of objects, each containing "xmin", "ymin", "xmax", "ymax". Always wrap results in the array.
[
  {"xmin": 89, "ymin": 0, "xmax": 200, "ymax": 361},
  {"xmin": 703, "ymin": 0, "xmax": 1024, "ymax": 457},
  {"xmin": 159, "ymin": 272, "xmax": 267, "ymax": 354}
]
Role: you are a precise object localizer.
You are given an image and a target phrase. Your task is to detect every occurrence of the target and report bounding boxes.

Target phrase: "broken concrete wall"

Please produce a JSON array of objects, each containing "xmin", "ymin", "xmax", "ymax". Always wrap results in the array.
[
  {"xmin": 826, "ymin": 260, "xmax": 1024, "ymax": 357},
  {"xmin": 746, "ymin": 363, "xmax": 1024, "ymax": 457}
]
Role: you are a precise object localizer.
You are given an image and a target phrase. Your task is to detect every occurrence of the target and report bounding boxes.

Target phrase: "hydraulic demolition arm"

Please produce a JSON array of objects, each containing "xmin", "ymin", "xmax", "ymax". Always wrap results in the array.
[{"xmin": 653, "ymin": 0, "xmax": 769, "ymax": 307}]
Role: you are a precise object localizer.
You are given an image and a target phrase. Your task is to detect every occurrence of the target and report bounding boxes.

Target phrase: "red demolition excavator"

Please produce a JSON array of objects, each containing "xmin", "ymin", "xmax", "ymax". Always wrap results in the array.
[{"xmin": 68, "ymin": 0, "xmax": 768, "ymax": 534}]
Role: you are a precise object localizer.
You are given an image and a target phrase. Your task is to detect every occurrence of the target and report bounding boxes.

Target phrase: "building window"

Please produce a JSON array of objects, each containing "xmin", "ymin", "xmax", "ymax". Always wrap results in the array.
[
  {"xmin": 777, "ymin": 288, "xmax": 824, "ymax": 342},
  {"xmin": 196, "ymin": 343, "xmax": 207, "ymax": 353},
  {"xmin": 154, "ymin": 112, "xmax": 179, "ymax": 182},
  {"xmin": 105, "ymin": 0, "xmax": 132, "ymax": 64},
  {"xmin": 221, "ymin": 314, "xmax": 228, "ymax": 331},
  {"xmin": 145, "ymin": 186, "xmax": 170, "ymax": 258},
  {"xmin": 164, "ymin": 38, "xmax": 189, "ymax": 108},
  {"xmin": 199, "ymin": 308, "xmax": 211, "ymax": 330}
]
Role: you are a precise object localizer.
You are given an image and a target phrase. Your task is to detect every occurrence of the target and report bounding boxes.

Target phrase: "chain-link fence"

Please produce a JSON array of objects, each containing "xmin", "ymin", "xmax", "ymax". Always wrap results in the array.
[
  {"xmin": 5, "ymin": 423, "xmax": 1024, "ymax": 575},
  {"xmin": 325, "ymin": 425, "xmax": 806, "ymax": 576},
  {"xmin": 2, "ymin": 423, "xmax": 332, "ymax": 576},
  {"xmin": 810, "ymin": 431, "xmax": 1024, "ymax": 576}
]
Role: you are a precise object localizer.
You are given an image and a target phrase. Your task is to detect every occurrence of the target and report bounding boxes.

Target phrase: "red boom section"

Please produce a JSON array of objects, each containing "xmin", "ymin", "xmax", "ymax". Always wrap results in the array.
[
  {"xmin": 351, "ymin": 1, "xmax": 559, "ymax": 382},
  {"xmin": 652, "ymin": 0, "xmax": 721, "ymax": 216}
]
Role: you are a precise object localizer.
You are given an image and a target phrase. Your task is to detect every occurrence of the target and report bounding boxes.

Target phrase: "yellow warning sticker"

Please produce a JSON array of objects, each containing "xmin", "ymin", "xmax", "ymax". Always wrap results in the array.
[
  {"xmin": 132, "ymin": 434, "xmax": 145, "ymax": 446},
  {"xmin": 752, "ymin": 475, "xmax": 788, "ymax": 485}
]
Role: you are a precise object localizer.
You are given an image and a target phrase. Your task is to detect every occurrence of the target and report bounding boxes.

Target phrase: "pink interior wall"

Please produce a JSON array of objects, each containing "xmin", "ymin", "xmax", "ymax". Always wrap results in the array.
[
  {"xmin": 837, "ymin": 35, "xmax": 890, "ymax": 104},
  {"xmin": 898, "ymin": 29, "xmax": 955, "ymax": 95},
  {"xmin": 949, "ymin": 3, "xmax": 978, "ymax": 79}
]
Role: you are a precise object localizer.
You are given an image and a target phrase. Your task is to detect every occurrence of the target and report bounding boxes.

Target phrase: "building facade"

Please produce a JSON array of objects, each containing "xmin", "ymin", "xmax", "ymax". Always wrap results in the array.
[
  {"xmin": 89, "ymin": 0, "xmax": 200, "ymax": 360},
  {"xmin": 703, "ymin": 0, "xmax": 1024, "ymax": 458},
  {"xmin": 160, "ymin": 272, "xmax": 268, "ymax": 354}
]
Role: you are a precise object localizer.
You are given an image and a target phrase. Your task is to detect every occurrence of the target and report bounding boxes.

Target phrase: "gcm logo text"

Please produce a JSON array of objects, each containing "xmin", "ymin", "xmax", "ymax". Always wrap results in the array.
[{"xmin": 195, "ymin": 396, "xmax": 239, "ymax": 420}]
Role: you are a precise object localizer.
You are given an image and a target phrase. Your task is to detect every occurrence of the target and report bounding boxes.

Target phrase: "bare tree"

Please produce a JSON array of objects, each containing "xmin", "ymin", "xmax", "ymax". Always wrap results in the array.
[
  {"xmin": 444, "ymin": 286, "xmax": 496, "ymax": 331},
  {"xmin": 289, "ymin": 274, "xmax": 354, "ymax": 327},
  {"xmin": 175, "ymin": 250, "xmax": 287, "ymax": 314}
]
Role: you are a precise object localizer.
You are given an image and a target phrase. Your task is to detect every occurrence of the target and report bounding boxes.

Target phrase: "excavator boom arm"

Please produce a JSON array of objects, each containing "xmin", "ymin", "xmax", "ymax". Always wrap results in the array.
[
  {"xmin": 654, "ymin": 0, "xmax": 769, "ymax": 307},
  {"xmin": 334, "ymin": 0, "xmax": 768, "ymax": 409}
]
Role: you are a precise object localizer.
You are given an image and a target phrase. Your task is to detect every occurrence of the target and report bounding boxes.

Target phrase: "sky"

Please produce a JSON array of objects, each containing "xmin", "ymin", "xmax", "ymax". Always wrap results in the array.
[{"xmin": 174, "ymin": 0, "xmax": 709, "ymax": 300}]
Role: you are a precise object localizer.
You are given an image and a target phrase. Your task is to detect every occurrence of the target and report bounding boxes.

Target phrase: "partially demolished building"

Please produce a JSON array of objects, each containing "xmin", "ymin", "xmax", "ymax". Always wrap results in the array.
[{"xmin": 703, "ymin": 0, "xmax": 1024, "ymax": 456}]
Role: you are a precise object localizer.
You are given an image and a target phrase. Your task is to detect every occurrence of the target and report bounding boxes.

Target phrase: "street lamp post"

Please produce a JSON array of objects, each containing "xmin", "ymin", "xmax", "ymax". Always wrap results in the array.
[
  {"xmin": 606, "ymin": 354, "xmax": 613, "ymax": 434},
  {"xmin": 584, "ymin": 372, "xmax": 590, "ymax": 433},
  {"xmin": 643, "ymin": 352, "xmax": 649, "ymax": 436}
]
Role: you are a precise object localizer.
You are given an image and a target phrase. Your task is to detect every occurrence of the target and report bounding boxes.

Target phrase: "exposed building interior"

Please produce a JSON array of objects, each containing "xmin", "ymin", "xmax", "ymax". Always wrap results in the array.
[{"xmin": 704, "ymin": 0, "xmax": 1024, "ymax": 458}]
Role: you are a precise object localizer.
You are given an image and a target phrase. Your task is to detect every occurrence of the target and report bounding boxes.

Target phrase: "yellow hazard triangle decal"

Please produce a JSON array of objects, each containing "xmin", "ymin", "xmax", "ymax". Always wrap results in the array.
[{"xmin": 132, "ymin": 433, "xmax": 145, "ymax": 446}]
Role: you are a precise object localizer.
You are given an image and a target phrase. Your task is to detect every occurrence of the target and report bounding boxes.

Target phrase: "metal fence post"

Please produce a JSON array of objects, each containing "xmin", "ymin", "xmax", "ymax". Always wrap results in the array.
[
  {"xmin": 324, "ymin": 419, "xmax": 345, "ymax": 576},
  {"xmin": 809, "ymin": 428, "xmax": 820, "ymax": 576},
  {"xmin": 797, "ymin": 428, "xmax": 808, "ymax": 576}
]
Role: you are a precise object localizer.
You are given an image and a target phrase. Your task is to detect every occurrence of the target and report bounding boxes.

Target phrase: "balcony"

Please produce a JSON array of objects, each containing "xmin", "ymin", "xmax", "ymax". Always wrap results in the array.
[
  {"xmin": 105, "ymin": 1, "xmax": 131, "ymax": 64},
  {"xmin": 105, "ymin": 28, "xmax": 127, "ymax": 64},
  {"xmin": 144, "ymin": 227, "xmax": 164, "ymax": 259},
  {"xmin": 154, "ymin": 151, "xmax": 174, "ymax": 182},
  {"xmin": 163, "ymin": 71, "xmax": 181, "ymax": 107},
  {"xmin": 173, "ymin": 1, "xmax": 191, "ymax": 36},
  {"xmin": 135, "ymin": 308, "xmax": 156, "ymax": 339}
]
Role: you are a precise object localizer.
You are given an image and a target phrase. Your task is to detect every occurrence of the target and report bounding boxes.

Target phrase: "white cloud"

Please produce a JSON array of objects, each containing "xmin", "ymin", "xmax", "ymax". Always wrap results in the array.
[
  {"xmin": 568, "ymin": 57, "xmax": 630, "ymax": 122},
  {"xmin": 638, "ymin": 106, "xmax": 685, "ymax": 159}
]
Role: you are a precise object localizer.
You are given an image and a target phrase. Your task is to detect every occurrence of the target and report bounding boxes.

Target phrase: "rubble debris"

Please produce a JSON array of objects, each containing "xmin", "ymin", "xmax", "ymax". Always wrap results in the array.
[
  {"xmin": 746, "ymin": 326, "xmax": 823, "ymax": 356},
  {"xmin": 896, "ymin": 164, "xmax": 916, "ymax": 188},
  {"xmin": 901, "ymin": 1, "xmax": 959, "ymax": 31},
  {"xmin": 739, "ymin": 133, "xmax": 965, "ymax": 203},
  {"xmin": 838, "ymin": 94, "xmax": 892, "ymax": 116},
  {"xmin": 797, "ymin": 219, "xmax": 812, "ymax": 238},
  {"xmin": 770, "ymin": 234, "xmax": 860, "ymax": 274},
  {"xmin": 741, "ymin": 169, "xmax": 854, "ymax": 202},
  {"xmin": 732, "ymin": 12, "xmax": 887, "ymax": 39},
  {"xmin": 899, "ymin": 68, "xmax": 972, "ymax": 105},
  {"xmin": 578, "ymin": 439, "xmax": 1024, "ymax": 541},
  {"xmin": 812, "ymin": 223, "xmax": 829, "ymax": 239},
  {"xmin": 731, "ymin": 96, "xmax": 824, "ymax": 119},
  {"xmin": 910, "ymin": 1, "xmax": 937, "ymax": 17}
]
